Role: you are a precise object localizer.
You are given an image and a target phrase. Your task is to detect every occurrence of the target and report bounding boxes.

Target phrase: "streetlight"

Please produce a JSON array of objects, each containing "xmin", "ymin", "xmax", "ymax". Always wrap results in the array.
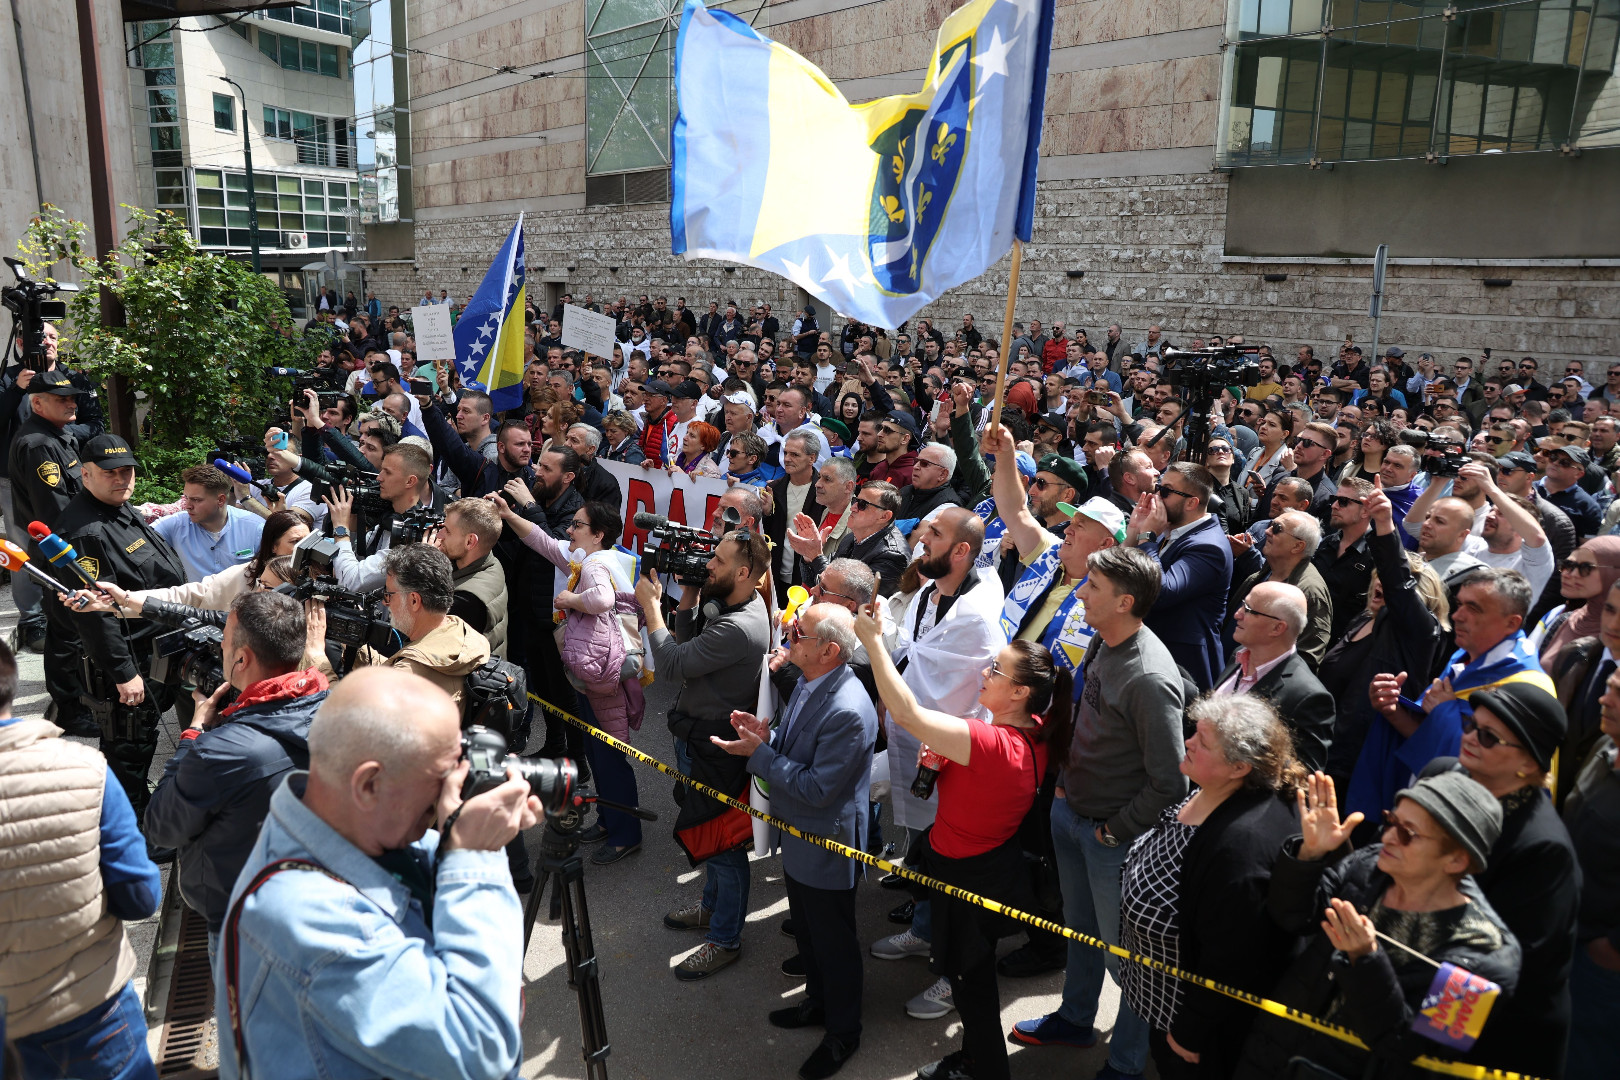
[{"xmin": 218, "ymin": 76, "xmax": 262, "ymax": 273}]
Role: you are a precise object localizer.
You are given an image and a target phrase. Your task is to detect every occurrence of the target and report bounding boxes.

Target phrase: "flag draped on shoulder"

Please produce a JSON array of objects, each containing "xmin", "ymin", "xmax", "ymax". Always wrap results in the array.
[
  {"xmin": 670, "ymin": 0, "xmax": 1053, "ymax": 329},
  {"xmin": 453, "ymin": 214, "xmax": 526, "ymax": 411}
]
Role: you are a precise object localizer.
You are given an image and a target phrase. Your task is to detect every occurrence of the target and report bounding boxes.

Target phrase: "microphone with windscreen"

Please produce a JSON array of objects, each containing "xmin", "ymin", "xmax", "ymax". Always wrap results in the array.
[
  {"xmin": 27, "ymin": 522, "xmax": 105, "ymax": 592},
  {"xmin": 0, "ymin": 538, "xmax": 74, "ymax": 598}
]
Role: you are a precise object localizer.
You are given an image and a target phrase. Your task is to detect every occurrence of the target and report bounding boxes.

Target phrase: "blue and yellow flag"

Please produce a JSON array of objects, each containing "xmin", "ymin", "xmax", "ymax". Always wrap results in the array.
[
  {"xmin": 670, "ymin": 0, "xmax": 1053, "ymax": 329},
  {"xmin": 453, "ymin": 214, "xmax": 526, "ymax": 412}
]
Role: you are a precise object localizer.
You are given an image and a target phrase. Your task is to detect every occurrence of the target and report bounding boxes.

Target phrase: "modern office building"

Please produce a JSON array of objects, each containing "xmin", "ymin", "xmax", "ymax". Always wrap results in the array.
[
  {"xmin": 124, "ymin": 2, "xmax": 363, "ymax": 311},
  {"xmin": 360, "ymin": 0, "xmax": 1619, "ymax": 362}
]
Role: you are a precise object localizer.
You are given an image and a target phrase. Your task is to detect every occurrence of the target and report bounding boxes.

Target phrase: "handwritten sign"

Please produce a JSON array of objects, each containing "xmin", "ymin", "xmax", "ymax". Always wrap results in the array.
[
  {"xmin": 561, "ymin": 303, "xmax": 618, "ymax": 360},
  {"xmin": 410, "ymin": 304, "xmax": 456, "ymax": 362}
]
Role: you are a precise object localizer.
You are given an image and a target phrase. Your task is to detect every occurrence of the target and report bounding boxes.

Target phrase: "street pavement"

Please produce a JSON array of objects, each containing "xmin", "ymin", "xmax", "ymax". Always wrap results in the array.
[{"xmin": 0, "ymin": 590, "xmax": 1138, "ymax": 1080}]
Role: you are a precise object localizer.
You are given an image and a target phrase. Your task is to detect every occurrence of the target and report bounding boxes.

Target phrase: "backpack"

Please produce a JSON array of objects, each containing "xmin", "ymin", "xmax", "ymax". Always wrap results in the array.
[{"xmin": 462, "ymin": 657, "xmax": 528, "ymax": 749}]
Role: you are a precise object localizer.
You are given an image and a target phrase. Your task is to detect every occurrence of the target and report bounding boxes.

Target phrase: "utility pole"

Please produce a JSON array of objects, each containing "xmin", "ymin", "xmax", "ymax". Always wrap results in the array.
[
  {"xmin": 219, "ymin": 76, "xmax": 262, "ymax": 273},
  {"xmin": 73, "ymin": 0, "xmax": 134, "ymax": 441},
  {"xmin": 1369, "ymin": 243, "xmax": 1389, "ymax": 361}
]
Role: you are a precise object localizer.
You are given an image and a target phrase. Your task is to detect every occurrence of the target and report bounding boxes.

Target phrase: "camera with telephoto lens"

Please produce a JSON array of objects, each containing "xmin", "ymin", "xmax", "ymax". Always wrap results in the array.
[
  {"xmin": 2, "ymin": 257, "xmax": 77, "ymax": 371},
  {"xmin": 391, "ymin": 505, "xmax": 445, "ymax": 545},
  {"xmin": 150, "ymin": 621, "xmax": 228, "ymax": 697},
  {"xmin": 634, "ymin": 506, "xmax": 740, "ymax": 587},
  {"xmin": 459, "ymin": 724, "xmax": 577, "ymax": 817},
  {"xmin": 1160, "ymin": 345, "xmax": 1262, "ymax": 390},
  {"xmin": 1397, "ymin": 428, "xmax": 1468, "ymax": 477}
]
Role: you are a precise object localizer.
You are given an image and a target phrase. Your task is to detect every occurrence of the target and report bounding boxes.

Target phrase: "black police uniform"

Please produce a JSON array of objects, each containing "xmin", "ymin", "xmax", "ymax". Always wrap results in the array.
[
  {"xmin": 57, "ymin": 490, "xmax": 187, "ymax": 820},
  {"xmin": 10, "ymin": 410, "xmax": 89, "ymax": 720}
]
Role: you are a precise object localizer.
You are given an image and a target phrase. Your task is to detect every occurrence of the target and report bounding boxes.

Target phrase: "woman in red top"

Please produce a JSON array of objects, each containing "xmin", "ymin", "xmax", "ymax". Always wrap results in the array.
[{"xmin": 854, "ymin": 610, "xmax": 1074, "ymax": 1080}]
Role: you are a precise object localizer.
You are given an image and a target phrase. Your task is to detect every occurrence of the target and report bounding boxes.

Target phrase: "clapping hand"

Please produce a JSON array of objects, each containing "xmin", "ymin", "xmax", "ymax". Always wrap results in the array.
[
  {"xmin": 1321, "ymin": 898, "xmax": 1378, "ymax": 961},
  {"xmin": 1369, "ymin": 671, "xmax": 1407, "ymax": 718},
  {"xmin": 1296, "ymin": 771, "xmax": 1362, "ymax": 861},
  {"xmin": 785, "ymin": 511, "xmax": 829, "ymax": 561},
  {"xmin": 711, "ymin": 710, "xmax": 770, "ymax": 756}
]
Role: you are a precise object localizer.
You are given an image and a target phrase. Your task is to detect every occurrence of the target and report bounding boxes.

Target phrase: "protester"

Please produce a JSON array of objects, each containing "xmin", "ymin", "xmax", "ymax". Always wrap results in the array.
[{"xmin": 1213, "ymin": 581, "xmax": 1335, "ymax": 770}]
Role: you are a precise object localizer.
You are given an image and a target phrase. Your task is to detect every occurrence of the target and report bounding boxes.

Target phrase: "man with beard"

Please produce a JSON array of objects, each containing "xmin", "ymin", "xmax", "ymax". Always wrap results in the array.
[
  {"xmin": 421, "ymin": 402, "xmax": 535, "ymax": 500},
  {"xmin": 638, "ymin": 530, "xmax": 772, "ymax": 980}
]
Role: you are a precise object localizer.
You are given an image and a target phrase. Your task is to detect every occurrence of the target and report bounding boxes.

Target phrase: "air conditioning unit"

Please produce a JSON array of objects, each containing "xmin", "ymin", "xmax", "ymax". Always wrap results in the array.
[{"xmin": 285, "ymin": 232, "xmax": 309, "ymax": 250}]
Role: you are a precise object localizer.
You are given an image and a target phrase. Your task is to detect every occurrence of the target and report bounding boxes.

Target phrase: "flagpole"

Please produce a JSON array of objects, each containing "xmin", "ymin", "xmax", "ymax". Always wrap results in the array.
[{"xmin": 988, "ymin": 239, "xmax": 1023, "ymax": 436}]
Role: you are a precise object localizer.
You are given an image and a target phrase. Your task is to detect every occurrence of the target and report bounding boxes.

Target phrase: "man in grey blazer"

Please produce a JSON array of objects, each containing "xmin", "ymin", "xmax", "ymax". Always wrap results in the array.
[{"xmin": 713, "ymin": 603, "xmax": 879, "ymax": 1080}]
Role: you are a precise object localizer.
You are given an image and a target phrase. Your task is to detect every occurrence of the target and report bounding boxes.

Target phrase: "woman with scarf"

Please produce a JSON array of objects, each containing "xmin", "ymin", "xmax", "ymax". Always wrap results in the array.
[
  {"xmin": 493, "ymin": 496, "xmax": 645, "ymax": 863},
  {"xmin": 853, "ymin": 612, "xmax": 1072, "ymax": 1080},
  {"xmin": 672, "ymin": 420, "xmax": 723, "ymax": 478}
]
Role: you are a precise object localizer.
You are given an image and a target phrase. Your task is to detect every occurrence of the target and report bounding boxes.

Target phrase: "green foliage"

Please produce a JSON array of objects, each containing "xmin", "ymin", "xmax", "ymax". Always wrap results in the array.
[{"xmin": 17, "ymin": 205, "xmax": 318, "ymax": 496}]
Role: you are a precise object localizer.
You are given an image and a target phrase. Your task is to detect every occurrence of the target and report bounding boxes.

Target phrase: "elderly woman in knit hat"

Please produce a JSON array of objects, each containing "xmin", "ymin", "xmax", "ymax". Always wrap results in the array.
[
  {"xmin": 1234, "ymin": 771, "xmax": 1522, "ymax": 1080},
  {"xmin": 1417, "ymin": 682, "xmax": 1580, "ymax": 1079}
]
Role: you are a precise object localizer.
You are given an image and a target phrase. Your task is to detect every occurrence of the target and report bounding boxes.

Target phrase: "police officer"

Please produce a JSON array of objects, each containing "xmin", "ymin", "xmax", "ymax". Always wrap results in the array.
[
  {"xmin": 10, "ymin": 367, "xmax": 95, "ymax": 731},
  {"xmin": 0, "ymin": 323, "xmax": 105, "ymax": 652},
  {"xmin": 55, "ymin": 434, "xmax": 186, "ymax": 825}
]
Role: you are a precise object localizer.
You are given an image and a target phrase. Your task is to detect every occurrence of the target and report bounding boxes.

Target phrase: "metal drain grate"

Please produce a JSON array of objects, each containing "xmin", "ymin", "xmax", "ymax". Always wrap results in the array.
[{"xmin": 155, "ymin": 903, "xmax": 217, "ymax": 1077}]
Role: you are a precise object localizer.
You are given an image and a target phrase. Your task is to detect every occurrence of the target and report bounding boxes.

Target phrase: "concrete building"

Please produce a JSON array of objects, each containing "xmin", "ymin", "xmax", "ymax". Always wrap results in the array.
[
  {"xmin": 125, "ymin": 4, "xmax": 363, "ymax": 312},
  {"xmin": 1, "ymin": 0, "xmax": 139, "ymax": 279},
  {"xmin": 361, "ymin": 0, "xmax": 1620, "ymax": 364}
]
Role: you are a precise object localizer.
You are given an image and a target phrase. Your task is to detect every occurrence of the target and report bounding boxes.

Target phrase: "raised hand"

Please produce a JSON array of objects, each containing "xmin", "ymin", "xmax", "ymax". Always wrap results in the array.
[
  {"xmin": 1321, "ymin": 897, "xmax": 1377, "ymax": 960},
  {"xmin": 1296, "ymin": 771, "xmax": 1362, "ymax": 860}
]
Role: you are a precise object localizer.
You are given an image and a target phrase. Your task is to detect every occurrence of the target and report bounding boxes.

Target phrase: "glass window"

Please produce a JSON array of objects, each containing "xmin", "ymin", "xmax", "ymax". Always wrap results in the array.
[
  {"xmin": 302, "ymin": 40, "xmax": 320, "ymax": 72},
  {"xmin": 141, "ymin": 42, "xmax": 174, "ymax": 69},
  {"xmin": 585, "ymin": 0, "xmax": 684, "ymax": 175},
  {"xmin": 281, "ymin": 35, "xmax": 300, "ymax": 70},
  {"xmin": 214, "ymin": 93, "xmax": 236, "ymax": 131},
  {"xmin": 1219, "ymin": 0, "xmax": 1620, "ymax": 165},
  {"xmin": 320, "ymin": 43, "xmax": 341, "ymax": 77},
  {"xmin": 197, "ymin": 187, "xmax": 224, "ymax": 207},
  {"xmin": 199, "ymin": 209, "xmax": 226, "ymax": 227},
  {"xmin": 195, "ymin": 170, "xmax": 222, "ymax": 188},
  {"xmin": 150, "ymin": 127, "xmax": 181, "ymax": 152},
  {"xmin": 260, "ymin": 29, "xmax": 279, "ymax": 61},
  {"xmin": 225, "ymin": 172, "xmax": 248, "ymax": 189},
  {"xmin": 279, "ymin": 176, "xmax": 303, "ymax": 195},
  {"xmin": 328, "ymin": 181, "xmax": 349, "ymax": 201}
]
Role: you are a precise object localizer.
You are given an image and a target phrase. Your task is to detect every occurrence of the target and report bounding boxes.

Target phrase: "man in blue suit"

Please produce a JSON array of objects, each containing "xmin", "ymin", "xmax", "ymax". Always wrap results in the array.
[
  {"xmin": 713, "ymin": 603, "xmax": 878, "ymax": 1080},
  {"xmin": 1124, "ymin": 461, "xmax": 1233, "ymax": 690}
]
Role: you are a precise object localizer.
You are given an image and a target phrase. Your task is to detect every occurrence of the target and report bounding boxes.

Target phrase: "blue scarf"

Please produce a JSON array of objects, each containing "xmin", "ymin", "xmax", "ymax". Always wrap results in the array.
[
  {"xmin": 999, "ymin": 542, "xmax": 1093, "ymax": 674},
  {"xmin": 1347, "ymin": 630, "xmax": 1553, "ymax": 819}
]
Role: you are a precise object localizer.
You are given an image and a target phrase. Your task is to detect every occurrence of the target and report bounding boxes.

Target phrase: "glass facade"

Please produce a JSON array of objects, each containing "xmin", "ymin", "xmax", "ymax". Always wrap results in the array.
[
  {"xmin": 263, "ymin": 107, "xmax": 357, "ymax": 167},
  {"xmin": 134, "ymin": 23, "xmax": 190, "ymax": 225},
  {"xmin": 261, "ymin": 0, "xmax": 355, "ymax": 37},
  {"xmin": 585, "ymin": 0, "xmax": 760, "ymax": 176},
  {"xmin": 351, "ymin": 0, "xmax": 409, "ymax": 223},
  {"xmin": 1218, "ymin": 0, "xmax": 1620, "ymax": 166},
  {"xmin": 194, "ymin": 169, "xmax": 355, "ymax": 250}
]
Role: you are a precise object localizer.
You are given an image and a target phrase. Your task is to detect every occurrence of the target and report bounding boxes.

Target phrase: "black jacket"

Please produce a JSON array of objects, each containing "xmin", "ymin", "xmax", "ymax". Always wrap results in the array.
[
  {"xmin": 1236, "ymin": 843, "xmax": 1521, "ymax": 1080},
  {"xmin": 144, "ymin": 684, "xmax": 326, "ymax": 930},
  {"xmin": 420, "ymin": 401, "xmax": 535, "ymax": 499},
  {"xmin": 898, "ymin": 481, "xmax": 962, "ymax": 521},
  {"xmin": 0, "ymin": 363, "xmax": 104, "ymax": 476},
  {"xmin": 1467, "ymin": 788, "xmax": 1581, "ymax": 1078},
  {"xmin": 1211, "ymin": 652, "xmax": 1335, "ymax": 772},
  {"xmin": 1169, "ymin": 788, "xmax": 1300, "ymax": 1075},
  {"xmin": 1314, "ymin": 528, "xmax": 1377, "ymax": 644},
  {"xmin": 7, "ymin": 413, "xmax": 83, "ymax": 537},
  {"xmin": 803, "ymin": 522, "xmax": 909, "ymax": 597},
  {"xmin": 1323, "ymin": 526, "xmax": 1443, "ymax": 789},
  {"xmin": 764, "ymin": 471, "xmax": 824, "ymax": 603},
  {"xmin": 573, "ymin": 457, "xmax": 621, "ymax": 508}
]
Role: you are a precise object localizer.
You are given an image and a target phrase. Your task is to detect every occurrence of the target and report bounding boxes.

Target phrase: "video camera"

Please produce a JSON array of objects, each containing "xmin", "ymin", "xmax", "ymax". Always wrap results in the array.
[
  {"xmin": 150, "ymin": 620, "xmax": 227, "ymax": 698},
  {"xmin": 2, "ymin": 257, "xmax": 77, "ymax": 370},
  {"xmin": 1398, "ymin": 428, "xmax": 1469, "ymax": 478},
  {"xmin": 1159, "ymin": 345, "xmax": 1263, "ymax": 391},
  {"xmin": 213, "ymin": 437, "xmax": 267, "ymax": 478},
  {"xmin": 276, "ymin": 576, "xmax": 401, "ymax": 655},
  {"xmin": 324, "ymin": 461, "xmax": 390, "ymax": 518},
  {"xmin": 634, "ymin": 505, "xmax": 741, "ymax": 587},
  {"xmin": 460, "ymin": 724, "xmax": 577, "ymax": 816},
  {"xmin": 391, "ymin": 504, "xmax": 445, "ymax": 545},
  {"xmin": 266, "ymin": 364, "xmax": 348, "ymax": 410}
]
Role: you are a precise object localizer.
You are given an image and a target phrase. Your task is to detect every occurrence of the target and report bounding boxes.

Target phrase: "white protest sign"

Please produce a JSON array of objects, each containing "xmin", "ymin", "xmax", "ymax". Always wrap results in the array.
[
  {"xmin": 594, "ymin": 458, "xmax": 731, "ymax": 553},
  {"xmin": 410, "ymin": 304, "xmax": 456, "ymax": 362},
  {"xmin": 561, "ymin": 303, "xmax": 618, "ymax": 359}
]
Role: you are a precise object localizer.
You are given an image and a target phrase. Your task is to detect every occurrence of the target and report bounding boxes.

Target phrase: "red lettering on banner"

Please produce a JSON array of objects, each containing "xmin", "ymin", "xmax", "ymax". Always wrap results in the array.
[
  {"xmin": 667, "ymin": 487, "xmax": 688, "ymax": 531},
  {"xmin": 703, "ymin": 494, "xmax": 722, "ymax": 531},
  {"xmin": 623, "ymin": 478, "xmax": 657, "ymax": 551}
]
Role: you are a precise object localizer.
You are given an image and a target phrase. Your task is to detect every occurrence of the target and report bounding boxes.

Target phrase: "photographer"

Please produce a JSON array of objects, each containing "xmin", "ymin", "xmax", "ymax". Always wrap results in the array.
[
  {"xmin": 145, "ymin": 591, "xmax": 328, "ymax": 945},
  {"xmin": 356, "ymin": 543, "xmax": 491, "ymax": 708},
  {"xmin": 216, "ymin": 667, "xmax": 537, "ymax": 1080},
  {"xmin": 636, "ymin": 529, "xmax": 772, "ymax": 981},
  {"xmin": 329, "ymin": 444, "xmax": 443, "ymax": 590}
]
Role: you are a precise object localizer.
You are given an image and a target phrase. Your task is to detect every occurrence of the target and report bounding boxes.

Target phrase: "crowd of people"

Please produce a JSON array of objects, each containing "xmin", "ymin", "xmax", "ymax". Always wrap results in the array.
[{"xmin": 1, "ymin": 288, "xmax": 1616, "ymax": 1080}]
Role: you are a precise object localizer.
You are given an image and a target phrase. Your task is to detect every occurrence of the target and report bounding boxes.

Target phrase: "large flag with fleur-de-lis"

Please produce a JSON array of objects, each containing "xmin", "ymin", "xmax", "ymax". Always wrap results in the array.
[
  {"xmin": 670, "ymin": 0, "xmax": 1053, "ymax": 329},
  {"xmin": 452, "ymin": 214, "xmax": 526, "ymax": 412}
]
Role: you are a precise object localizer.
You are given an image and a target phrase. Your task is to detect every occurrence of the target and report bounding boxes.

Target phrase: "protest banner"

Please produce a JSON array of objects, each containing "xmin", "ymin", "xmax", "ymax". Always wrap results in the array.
[
  {"xmin": 410, "ymin": 303, "xmax": 456, "ymax": 362},
  {"xmin": 595, "ymin": 458, "xmax": 731, "ymax": 552}
]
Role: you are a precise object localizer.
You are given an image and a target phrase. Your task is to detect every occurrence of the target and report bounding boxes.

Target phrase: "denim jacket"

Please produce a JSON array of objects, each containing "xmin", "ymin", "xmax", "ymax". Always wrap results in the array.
[{"xmin": 214, "ymin": 774, "xmax": 523, "ymax": 1080}]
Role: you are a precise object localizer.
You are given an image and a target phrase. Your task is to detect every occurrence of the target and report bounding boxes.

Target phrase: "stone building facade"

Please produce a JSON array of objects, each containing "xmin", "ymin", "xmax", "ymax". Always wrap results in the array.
[{"xmin": 363, "ymin": 0, "xmax": 1620, "ymax": 365}]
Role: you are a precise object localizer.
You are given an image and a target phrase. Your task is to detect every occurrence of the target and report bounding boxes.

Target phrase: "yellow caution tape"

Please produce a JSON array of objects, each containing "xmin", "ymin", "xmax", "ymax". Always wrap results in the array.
[{"xmin": 529, "ymin": 693, "xmax": 1545, "ymax": 1080}]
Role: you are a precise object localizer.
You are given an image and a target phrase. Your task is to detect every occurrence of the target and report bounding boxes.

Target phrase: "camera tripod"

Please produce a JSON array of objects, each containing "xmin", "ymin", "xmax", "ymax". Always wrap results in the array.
[{"xmin": 521, "ymin": 792, "xmax": 657, "ymax": 1080}]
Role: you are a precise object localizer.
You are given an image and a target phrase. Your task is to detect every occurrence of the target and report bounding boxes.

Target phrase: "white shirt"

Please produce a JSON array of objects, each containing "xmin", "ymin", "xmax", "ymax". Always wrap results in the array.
[
  {"xmin": 1216, "ymin": 646, "xmax": 1296, "ymax": 696},
  {"xmin": 777, "ymin": 481, "xmax": 813, "ymax": 580},
  {"xmin": 1477, "ymin": 536, "xmax": 1556, "ymax": 598}
]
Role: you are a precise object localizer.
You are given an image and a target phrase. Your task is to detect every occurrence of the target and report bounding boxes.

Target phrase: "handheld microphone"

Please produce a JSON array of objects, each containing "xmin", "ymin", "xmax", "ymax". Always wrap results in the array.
[
  {"xmin": 27, "ymin": 522, "xmax": 105, "ymax": 593},
  {"xmin": 0, "ymin": 538, "xmax": 72, "ymax": 598},
  {"xmin": 212, "ymin": 458, "xmax": 275, "ymax": 491}
]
